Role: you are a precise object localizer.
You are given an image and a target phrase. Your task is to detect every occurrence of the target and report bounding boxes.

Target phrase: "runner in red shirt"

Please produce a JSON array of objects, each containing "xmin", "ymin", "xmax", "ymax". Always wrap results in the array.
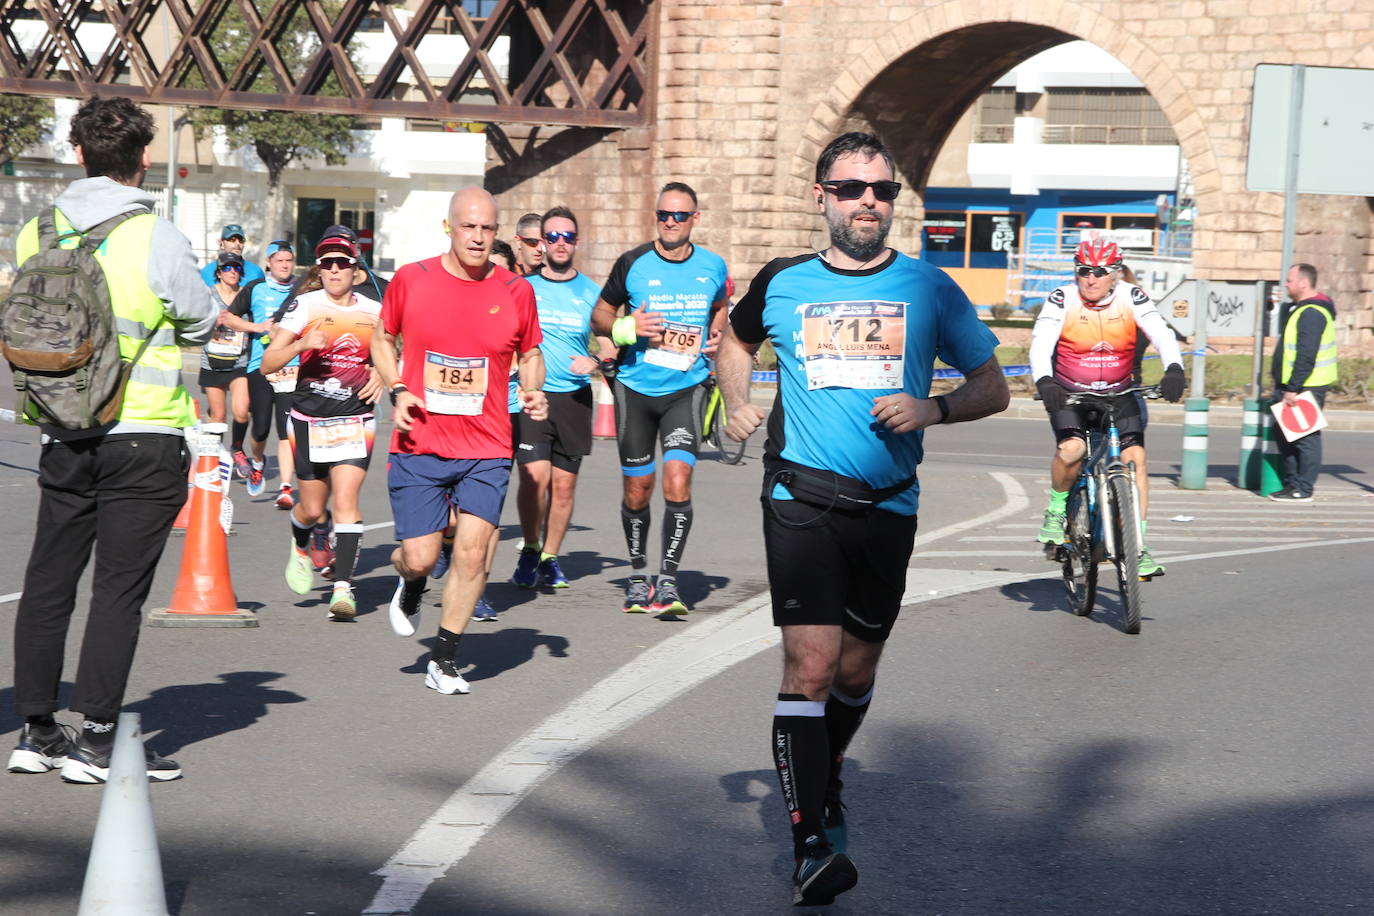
[
  {"xmin": 372, "ymin": 187, "xmax": 547, "ymax": 695},
  {"xmin": 262, "ymin": 234, "xmax": 383, "ymax": 621}
]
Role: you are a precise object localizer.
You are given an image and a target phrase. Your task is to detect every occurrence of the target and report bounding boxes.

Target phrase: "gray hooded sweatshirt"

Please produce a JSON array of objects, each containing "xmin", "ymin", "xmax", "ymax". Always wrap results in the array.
[{"xmin": 45, "ymin": 176, "xmax": 215, "ymax": 438}]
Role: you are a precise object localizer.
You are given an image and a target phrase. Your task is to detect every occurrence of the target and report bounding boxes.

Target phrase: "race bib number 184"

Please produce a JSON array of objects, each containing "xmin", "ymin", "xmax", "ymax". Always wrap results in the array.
[
  {"xmin": 424, "ymin": 352, "xmax": 488, "ymax": 415},
  {"xmin": 800, "ymin": 301, "xmax": 906, "ymax": 390}
]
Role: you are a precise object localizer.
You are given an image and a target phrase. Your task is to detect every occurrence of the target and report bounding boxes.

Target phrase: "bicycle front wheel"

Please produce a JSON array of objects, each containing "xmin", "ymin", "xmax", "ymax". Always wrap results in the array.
[
  {"xmin": 1109, "ymin": 475, "xmax": 1142, "ymax": 634},
  {"xmin": 713, "ymin": 392, "xmax": 747, "ymax": 465},
  {"xmin": 1061, "ymin": 484, "xmax": 1097, "ymax": 616},
  {"xmin": 696, "ymin": 380, "xmax": 713, "ymax": 445}
]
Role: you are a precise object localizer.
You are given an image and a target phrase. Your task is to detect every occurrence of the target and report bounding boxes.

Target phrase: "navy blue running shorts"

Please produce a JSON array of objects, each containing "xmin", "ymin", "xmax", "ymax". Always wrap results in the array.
[{"xmin": 388, "ymin": 453, "xmax": 511, "ymax": 539}]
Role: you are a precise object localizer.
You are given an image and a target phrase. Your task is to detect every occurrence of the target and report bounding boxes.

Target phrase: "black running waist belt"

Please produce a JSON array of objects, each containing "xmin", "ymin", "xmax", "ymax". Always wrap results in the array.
[{"xmin": 763, "ymin": 456, "xmax": 915, "ymax": 511}]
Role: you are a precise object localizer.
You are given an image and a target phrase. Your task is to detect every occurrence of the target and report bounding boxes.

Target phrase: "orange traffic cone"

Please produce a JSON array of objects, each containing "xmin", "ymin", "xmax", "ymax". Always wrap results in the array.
[
  {"xmin": 148, "ymin": 427, "xmax": 256, "ymax": 628},
  {"xmin": 592, "ymin": 376, "xmax": 616, "ymax": 439}
]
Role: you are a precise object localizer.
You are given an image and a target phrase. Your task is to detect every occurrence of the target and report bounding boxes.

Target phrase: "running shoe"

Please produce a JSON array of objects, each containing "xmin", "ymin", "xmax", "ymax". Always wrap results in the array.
[
  {"xmin": 537, "ymin": 556, "xmax": 569, "ymax": 588},
  {"xmin": 1269, "ymin": 487, "xmax": 1313, "ymax": 502},
  {"xmin": 622, "ymin": 576, "xmax": 654, "ymax": 613},
  {"xmin": 285, "ymin": 543, "xmax": 315, "ymax": 595},
  {"xmin": 432, "ymin": 537, "xmax": 454, "ymax": 579},
  {"xmin": 389, "ymin": 576, "xmax": 426, "ymax": 637},
  {"xmin": 822, "ymin": 796, "xmax": 848, "ymax": 855},
  {"xmin": 792, "ymin": 836, "xmax": 858, "ymax": 907},
  {"xmin": 7, "ymin": 723, "xmax": 76, "ymax": 774},
  {"xmin": 309, "ymin": 522, "xmax": 335, "ymax": 572},
  {"xmin": 328, "ymin": 583, "xmax": 357, "ymax": 621},
  {"xmin": 472, "ymin": 595, "xmax": 498, "ymax": 621},
  {"xmin": 232, "ymin": 449, "xmax": 252, "ymax": 480},
  {"xmin": 425, "ymin": 658, "xmax": 471, "ymax": 695},
  {"xmin": 511, "ymin": 546, "xmax": 540, "ymax": 588},
  {"xmin": 274, "ymin": 485, "xmax": 295, "ymax": 510},
  {"xmin": 650, "ymin": 576, "xmax": 688, "ymax": 615},
  {"xmin": 60, "ymin": 732, "xmax": 181, "ymax": 784},
  {"xmin": 1037, "ymin": 506, "xmax": 1067, "ymax": 544},
  {"xmin": 245, "ymin": 461, "xmax": 266, "ymax": 497},
  {"xmin": 1137, "ymin": 547, "xmax": 1165, "ymax": 581}
]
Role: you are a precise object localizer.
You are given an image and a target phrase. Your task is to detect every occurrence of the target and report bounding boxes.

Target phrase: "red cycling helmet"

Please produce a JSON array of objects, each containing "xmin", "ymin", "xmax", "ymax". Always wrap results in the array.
[{"xmin": 1074, "ymin": 238, "xmax": 1122, "ymax": 267}]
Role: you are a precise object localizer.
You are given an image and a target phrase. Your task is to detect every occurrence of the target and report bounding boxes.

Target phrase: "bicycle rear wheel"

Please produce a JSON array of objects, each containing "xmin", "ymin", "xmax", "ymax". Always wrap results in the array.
[
  {"xmin": 696, "ymin": 380, "xmax": 713, "ymax": 444},
  {"xmin": 1061, "ymin": 484, "xmax": 1097, "ymax": 616},
  {"xmin": 1109, "ymin": 475, "xmax": 1142, "ymax": 634},
  {"xmin": 712, "ymin": 391, "xmax": 746, "ymax": 465}
]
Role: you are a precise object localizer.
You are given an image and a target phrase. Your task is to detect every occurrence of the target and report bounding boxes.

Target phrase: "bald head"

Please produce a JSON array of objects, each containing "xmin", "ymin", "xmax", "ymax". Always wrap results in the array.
[{"xmin": 445, "ymin": 186, "xmax": 499, "ymax": 276}]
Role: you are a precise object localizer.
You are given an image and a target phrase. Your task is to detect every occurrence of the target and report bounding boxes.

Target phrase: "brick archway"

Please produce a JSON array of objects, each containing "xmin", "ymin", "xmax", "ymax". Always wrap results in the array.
[{"xmin": 790, "ymin": 0, "xmax": 1221, "ymax": 263}]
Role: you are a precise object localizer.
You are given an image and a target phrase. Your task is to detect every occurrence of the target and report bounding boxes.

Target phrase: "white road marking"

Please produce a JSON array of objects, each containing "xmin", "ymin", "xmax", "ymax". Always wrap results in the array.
[{"xmin": 0, "ymin": 591, "xmax": 21, "ymax": 605}]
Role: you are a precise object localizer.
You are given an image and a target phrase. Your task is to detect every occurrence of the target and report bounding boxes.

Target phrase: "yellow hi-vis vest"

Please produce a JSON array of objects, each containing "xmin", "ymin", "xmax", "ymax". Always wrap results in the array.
[
  {"xmin": 16, "ymin": 209, "xmax": 196, "ymax": 429},
  {"xmin": 1281, "ymin": 302, "xmax": 1338, "ymax": 388}
]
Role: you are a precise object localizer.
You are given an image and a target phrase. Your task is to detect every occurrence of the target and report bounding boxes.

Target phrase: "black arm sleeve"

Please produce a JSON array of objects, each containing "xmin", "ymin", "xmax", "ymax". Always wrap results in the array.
[
  {"xmin": 598, "ymin": 244, "xmax": 651, "ymax": 309},
  {"xmin": 731, "ymin": 254, "xmax": 814, "ymax": 345},
  {"xmin": 227, "ymin": 279, "xmax": 260, "ymax": 318}
]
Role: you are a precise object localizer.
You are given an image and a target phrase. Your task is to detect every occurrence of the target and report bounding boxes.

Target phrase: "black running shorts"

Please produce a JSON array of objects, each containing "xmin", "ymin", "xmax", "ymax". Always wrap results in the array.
[
  {"xmin": 1049, "ymin": 395, "xmax": 1144, "ymax": 451},
  {"xmin": 763, "ymin": 497, "xmax": 918, "ymax": 642},
  {"xmin": 612, "ymin": 383, "xmax": 702, "ymax": 474},
  {"xmin": 514, "ymin": 386, "xmax": 594, "ymax": 473}
]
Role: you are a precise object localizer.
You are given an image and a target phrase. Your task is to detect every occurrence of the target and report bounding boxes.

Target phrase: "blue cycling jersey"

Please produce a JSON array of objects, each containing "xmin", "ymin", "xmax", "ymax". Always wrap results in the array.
[
  {"xmin": 527, "ymin": 270, "xmax": 601, "ymax": 392},
  {"xmin": 599, "ymin": 241, "xmax": 727, "ymax": 397},
  {"xmin": 731, "ymin": 250, "xmax": 997, "ymax": 515}
]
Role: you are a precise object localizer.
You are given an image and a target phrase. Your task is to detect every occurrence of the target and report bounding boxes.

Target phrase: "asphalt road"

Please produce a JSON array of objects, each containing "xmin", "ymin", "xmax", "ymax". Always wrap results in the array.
[{"xmin": 0, "ymin": 394, "xmax": 1371, "ymax": 915}]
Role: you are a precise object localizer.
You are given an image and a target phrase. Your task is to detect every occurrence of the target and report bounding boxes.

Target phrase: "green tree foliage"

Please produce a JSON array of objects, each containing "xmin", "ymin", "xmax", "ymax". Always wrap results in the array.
[
  {"xmin": 184, "ymin": 2, "xmax": 357, "ymax": 188},
  {"xmin": 0, "ymin": 95, "xmax": 55, "ymax": 166}
]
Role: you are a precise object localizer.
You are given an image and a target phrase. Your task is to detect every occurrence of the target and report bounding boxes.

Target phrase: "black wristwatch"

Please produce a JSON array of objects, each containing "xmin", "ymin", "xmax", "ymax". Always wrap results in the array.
[
  {"xmin": 934, "ymin": 394, "xmax": 950, "ymax": 424},
  {"xmin": 388, "ymin": 383, "xmax": 408, "ymax": 406}
]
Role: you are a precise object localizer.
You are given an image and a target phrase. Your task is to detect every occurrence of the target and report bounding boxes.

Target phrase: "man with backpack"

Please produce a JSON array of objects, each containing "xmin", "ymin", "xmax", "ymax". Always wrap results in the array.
[{"xmin": 1, "ymin": 97, "xmax": 213, "ymax": 784}]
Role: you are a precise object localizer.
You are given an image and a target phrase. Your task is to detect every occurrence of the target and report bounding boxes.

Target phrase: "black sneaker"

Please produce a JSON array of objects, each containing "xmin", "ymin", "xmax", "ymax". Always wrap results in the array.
[
  {"xmin": 622, "ymin": 576, "xmax": 654, "ymax": 613},
  {"xmin": 1269, "ymin": 488, "xmax": 1312, "ymax": 502},
  {"xmin": 821, "ymin": 796, "xmax": 848, "ymax": 855},
  {"xmin": 792, "ymin": 836, "xmax": 858, "ymax": 907},
  {"xmin": 7, "ymin": 723, "xmax": 76, "ymax": 774},
  {"xmin": 60, "ymin": 733, "xmax": 182, "ymax": 784}
]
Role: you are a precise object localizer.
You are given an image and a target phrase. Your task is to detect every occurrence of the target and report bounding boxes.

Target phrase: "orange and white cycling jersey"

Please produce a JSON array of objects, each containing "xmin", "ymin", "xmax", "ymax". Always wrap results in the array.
[{"xmin": 1029, "ymin": 281, "xmax": 1181, "ymax": 393}]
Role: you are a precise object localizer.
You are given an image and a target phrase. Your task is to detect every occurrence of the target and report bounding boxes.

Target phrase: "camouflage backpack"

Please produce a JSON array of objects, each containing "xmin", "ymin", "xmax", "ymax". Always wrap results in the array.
[{"xmin": 0, "ymin": 207, "xmax": 159, "ymax": 430}]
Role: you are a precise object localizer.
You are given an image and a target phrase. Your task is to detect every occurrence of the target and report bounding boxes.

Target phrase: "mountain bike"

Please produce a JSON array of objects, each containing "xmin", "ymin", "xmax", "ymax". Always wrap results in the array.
[
  {"xmin": 697, "ymin": 369, "xmax": 746, "ymax": 465},
  {"xmin": 1055, "ymin": 386, "xmax": 1158, "ymax": 635}
]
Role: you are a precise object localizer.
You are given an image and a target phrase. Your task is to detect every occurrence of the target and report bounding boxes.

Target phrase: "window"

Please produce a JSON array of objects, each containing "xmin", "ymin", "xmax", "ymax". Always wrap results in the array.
[
  {"xmin": 1043, "ymin": 88, "xmax": 1175, "ymax": 145},
  {"xmin": 973, "ymin": 88, "xmax": 1016, "ymax": 143},
  {"xmin": 922, "ymin": 210, "xmax": 1023, "ymax": 268},
  {"xmin": 1060, "ymin": 213, "xmax": 1158, "ymax": 252}
]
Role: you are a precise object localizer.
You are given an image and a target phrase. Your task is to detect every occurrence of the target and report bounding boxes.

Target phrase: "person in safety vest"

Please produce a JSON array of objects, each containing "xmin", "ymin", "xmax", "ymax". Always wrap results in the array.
[
  {"xmin": 7, "ymin": 96, "xmax": 213, "ymax": 784},
  {"xmin": 1268, "ymin": 262, "xmax": 1337, "ymax": 502}
]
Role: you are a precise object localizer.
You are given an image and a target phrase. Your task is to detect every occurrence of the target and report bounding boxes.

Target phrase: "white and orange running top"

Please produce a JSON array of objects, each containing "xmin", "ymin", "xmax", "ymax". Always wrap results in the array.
[{"xmin": 1030, "ymin": 281, "xmax": 1182, "ymax": 393}]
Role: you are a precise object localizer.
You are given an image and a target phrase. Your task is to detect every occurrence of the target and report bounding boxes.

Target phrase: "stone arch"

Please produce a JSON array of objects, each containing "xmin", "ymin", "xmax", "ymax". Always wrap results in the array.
[{"xmin": 790, "ymin": 0, "xmax": 1221, "ymax": 256}]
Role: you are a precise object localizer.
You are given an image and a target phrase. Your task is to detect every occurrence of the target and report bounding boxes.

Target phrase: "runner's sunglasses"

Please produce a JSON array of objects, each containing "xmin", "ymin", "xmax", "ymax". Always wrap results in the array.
[
  {"xmin": 655, "ymin": 209, "xmax": 696, "ymax": 223},
  {"xmin": 543, "ymin": 230, "xmax": 578, "ymax": 244},
  {"xmin": 1074, "ymin": 265, "xmax": 1121, "ymax": 278},
  {"xmin": 517, "ymin": 236, "xmax": 542, "ymax": 247},
  {"xmin": 319, "ymin": 256, "xmax": 357, "ymax": 271},
  {"xmin": 820, "ymin": 179, "xmax": 902, "ymax": 202}
]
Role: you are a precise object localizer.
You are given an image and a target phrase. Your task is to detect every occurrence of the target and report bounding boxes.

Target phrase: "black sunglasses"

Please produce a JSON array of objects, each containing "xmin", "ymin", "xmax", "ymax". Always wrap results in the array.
[
  {"xmin": 543, "ymin": 230, "xmax": 578, "ymax": 244},
  {"xmin": 517, "ymin": 236, "xmax": 542, "ymax": 248},
  {"xmin": 218, "ymin": 264, "xmax": 243, "ymax": 273},
  {"xmin": 820, "ymin": 179, "xmax": 902, "ymax": 202},
  {"xmin": 319, "ymin": 256, "xmax": 356, "ymax": 271},
  {"xmin": 1074, "ymin": 265, "xmax": 1120, "ymax": 278},
  {"xmin": 655, "ymin": 209, "xmax": 696, "ymax": 224}
]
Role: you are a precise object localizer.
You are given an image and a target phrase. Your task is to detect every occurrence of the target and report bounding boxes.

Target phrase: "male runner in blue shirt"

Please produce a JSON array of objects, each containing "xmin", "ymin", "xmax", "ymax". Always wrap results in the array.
[
  {"xmin": 511, "ymin": 206, "xmax": 615, "ymax": 589},
  {"xmin": 590, "ymin": 182, "xmax": 729, "ymax": 616},
  {"xmin": 717, "ymin": 132, "xmax": 1009, "ymax": 907}
]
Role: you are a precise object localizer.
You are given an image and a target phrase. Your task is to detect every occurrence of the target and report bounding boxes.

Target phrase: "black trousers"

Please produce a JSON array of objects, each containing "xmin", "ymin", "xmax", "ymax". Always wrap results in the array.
[
  {"xmin": 1276, "ymin": 387, "xmax": 1327, "ymax": 497},
  {"xmin": 13, "ymin": 434, "xmax": 188, "ymax": 720}
]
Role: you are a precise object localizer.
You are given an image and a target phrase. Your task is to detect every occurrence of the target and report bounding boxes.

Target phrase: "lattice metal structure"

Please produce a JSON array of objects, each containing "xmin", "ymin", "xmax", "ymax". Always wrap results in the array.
[{"xmin": 0, "ymin": 0, "xmax": 656, "ymax": 128}]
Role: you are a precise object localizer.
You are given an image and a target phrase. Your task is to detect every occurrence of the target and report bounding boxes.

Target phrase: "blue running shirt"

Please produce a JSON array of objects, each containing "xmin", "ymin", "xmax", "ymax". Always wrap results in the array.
[
  {"xmin": 599, "ymin": 242, "xmax": 728, "ymax": 397},
  {"xmin": 229, "ymin": 277, "xmax": 294, "ymax": 372},
  {"xmin": 527, "ymin": 270, "xmax": 601, "ymax": 392},
  {"xmin": 731, "ymin": 251, "xmax": 998, "ymax": 516}
]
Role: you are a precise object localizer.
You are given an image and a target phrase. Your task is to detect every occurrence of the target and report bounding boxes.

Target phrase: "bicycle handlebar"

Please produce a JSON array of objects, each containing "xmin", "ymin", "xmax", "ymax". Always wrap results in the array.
[{"xmin": 1064, "ymin": 385, "xmax": 1161, "ymax": 406}]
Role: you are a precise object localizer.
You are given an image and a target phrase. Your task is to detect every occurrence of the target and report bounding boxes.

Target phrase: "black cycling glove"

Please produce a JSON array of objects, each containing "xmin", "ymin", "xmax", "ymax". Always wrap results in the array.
[
  {"xmin": 1160, "ymin": 364, "xmax": 1186, "ymax": 402},
  {"xmin": 1036, "ymin": 376, "xmax": 1068, "ymax": 414}
]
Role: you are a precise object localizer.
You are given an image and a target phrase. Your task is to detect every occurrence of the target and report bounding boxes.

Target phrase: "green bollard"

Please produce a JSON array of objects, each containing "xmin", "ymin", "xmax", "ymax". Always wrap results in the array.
[
  {"xmin": 1180, "ymin": 396, "xmax": 1209, "ymax": 489},
  {"xmin": 1258, "ymin": 403, "xmax": 1286, "ymax": 495},
  {"xmin": 1239, "ymin": 397, "xmax": 1262, "ymax": 490}
]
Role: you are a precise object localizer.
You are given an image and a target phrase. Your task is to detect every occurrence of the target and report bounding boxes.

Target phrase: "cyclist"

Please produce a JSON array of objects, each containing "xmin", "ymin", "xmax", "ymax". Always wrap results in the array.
[
  {"xmin": 1031, "ymin": 238, "xmax": 1186, "ymax": 579},
  {"xmin": 511, "ymin": 206, "xmax": 615, "ymax": 590},
  {"xmin": 590, "ymin": 182, "xmax": 729, "ymax": 615},
  {"xmin": 262, "ymin": 233, "xmax": 383, "ymax": 621}
]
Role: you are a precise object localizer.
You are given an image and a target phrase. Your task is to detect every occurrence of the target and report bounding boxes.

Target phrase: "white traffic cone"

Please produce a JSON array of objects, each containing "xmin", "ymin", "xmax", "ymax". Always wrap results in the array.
[{"xmin": 77, "ymin": 713, "xmax": 170, "ymax": 916}]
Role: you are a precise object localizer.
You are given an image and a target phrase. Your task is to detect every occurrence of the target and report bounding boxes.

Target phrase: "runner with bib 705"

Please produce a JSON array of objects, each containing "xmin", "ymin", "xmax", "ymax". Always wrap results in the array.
[{"xmin": 1054, "ymin": 385, "xmax": 1162, "ymax": 635}]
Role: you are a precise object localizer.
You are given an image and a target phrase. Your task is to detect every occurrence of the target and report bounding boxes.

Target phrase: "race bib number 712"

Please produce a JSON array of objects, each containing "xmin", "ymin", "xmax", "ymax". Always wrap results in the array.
[{"xmin": 800, "ymin": 301, "xmax": 906, "ymax": 390}]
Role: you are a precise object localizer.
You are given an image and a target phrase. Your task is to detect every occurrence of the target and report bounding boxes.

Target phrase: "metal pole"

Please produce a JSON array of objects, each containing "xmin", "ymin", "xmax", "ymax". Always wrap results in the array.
[
  {"xmin": 166, "ymin": 109, "xmax": 178, "ymax": 226},
  {"xmin": 1273, "ymin": 64, "xmax": 1305, "ymax": 384}
]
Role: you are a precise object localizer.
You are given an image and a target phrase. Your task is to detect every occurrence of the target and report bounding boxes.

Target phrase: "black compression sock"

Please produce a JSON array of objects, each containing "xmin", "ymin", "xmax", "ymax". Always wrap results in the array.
[
  {"xmin": 825, "ymin": 682, "xmax": 874, "ymax": 793},
  {"xmin": 772, "ymin": 693, "xmax": 830, "ymax": 856},
  {"xmin": 333, "ymin": 523, "xmax": 363, "ymax": 583},
  {"xmin": 621, "ymin": 502, "xmax": 651, "ymax": 571},
  {"xmin": 660, "ymin": 498, "xmax": 692, "ymax": 577},
  {"xmin": 81, "ymin": 717, "xmax": 117, "ymax": 752},
  {"xmin": 290, "ymin": 511, "xmax": 312, "ymax": 549},
  {"xmin": 231, "ymin": 420, "xmax": 248, "ymax": 452}
]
